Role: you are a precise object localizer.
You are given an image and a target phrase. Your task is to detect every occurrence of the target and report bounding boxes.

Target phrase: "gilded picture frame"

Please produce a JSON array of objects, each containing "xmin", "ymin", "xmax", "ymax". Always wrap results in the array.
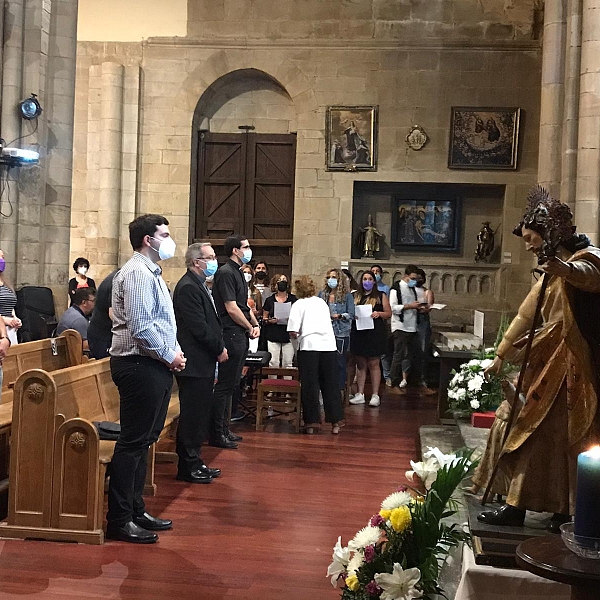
[
  {"xmin": 448, "ymin": 106, "xmax": 521, "ymax": 170},
  {"xmin": 326, "ymin": 106, "xmax": 378, "ymax": 171}
]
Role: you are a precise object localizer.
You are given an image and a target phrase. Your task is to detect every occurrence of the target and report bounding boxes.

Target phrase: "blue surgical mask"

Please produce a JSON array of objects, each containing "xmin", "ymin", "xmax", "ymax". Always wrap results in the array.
[
  {"xmin": 203, "ymin": 259, "xmax": 218, "ymax": 277},
  {"xmin": 327, "ymin": 277, "xmax": 338, "ymax": 289},
  {"xmin": 375, "ymin": 273, "xmax": 381, "ymax": 282},
  {"xmin": 241, "ymin": 248, "xmax": 252, "ymax": 264},
  {"xmin": 408, "ymin": 279, "xmax": 417, "ymax": 288}
]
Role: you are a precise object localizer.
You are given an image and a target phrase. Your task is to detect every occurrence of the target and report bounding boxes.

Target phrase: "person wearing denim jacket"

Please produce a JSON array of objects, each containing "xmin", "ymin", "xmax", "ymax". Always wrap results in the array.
[{"xmin": 318, "ymin": 268, "xmax": 355, "ymax": 392}]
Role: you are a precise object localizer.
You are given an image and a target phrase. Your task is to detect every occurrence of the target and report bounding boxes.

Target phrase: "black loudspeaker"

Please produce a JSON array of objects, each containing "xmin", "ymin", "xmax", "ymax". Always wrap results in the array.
[{"xmin": 15, "ymin": 286, "xmax": 58, "ymax": 342}]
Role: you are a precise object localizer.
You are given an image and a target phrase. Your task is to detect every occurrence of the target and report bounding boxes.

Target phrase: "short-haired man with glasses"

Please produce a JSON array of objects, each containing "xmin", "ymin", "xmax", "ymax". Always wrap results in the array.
[
  {"xmin": 173, "ymin": 242, "xmax": 227, "ymax": 483},
  {"xmin": 210, "ymin": 235, "xmax": 260, "ymax": 448}
]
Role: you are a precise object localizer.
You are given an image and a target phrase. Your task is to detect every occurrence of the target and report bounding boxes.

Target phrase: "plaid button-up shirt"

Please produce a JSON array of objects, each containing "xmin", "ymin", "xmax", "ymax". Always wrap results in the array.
[{"xmin": 110, "ymin": 252, "xmax": 179, "ymax": 364}]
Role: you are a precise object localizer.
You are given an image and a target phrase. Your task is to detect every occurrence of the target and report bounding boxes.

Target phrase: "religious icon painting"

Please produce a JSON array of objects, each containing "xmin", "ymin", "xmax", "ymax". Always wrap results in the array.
[
  {"xmin": 326, "ymin": 106, "xmax": 378, "ymax": 171},
  {"xmin": 448, "ymin": 107, "xmax": 521, "ymax": 170},
  {"xmin": 391, "ymin": 197, "xmax": 461, "ymax": 253}
]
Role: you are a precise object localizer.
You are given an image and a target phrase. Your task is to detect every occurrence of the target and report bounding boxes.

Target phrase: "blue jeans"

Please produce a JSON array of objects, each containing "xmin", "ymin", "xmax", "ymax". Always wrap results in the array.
[{"xmin": 336, "ymin": 336, "xmax": 350, "ymax": 391}]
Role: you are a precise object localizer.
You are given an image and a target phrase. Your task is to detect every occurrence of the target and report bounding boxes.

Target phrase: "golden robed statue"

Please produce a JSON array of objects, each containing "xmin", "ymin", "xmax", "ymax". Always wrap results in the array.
[
  {"xmin": 476, "ymin": 186, "xmax": 600, "ymax": 533},
  {"xmin": 361, "ymin": 214, "xmax": 381, "ymax": 258}
]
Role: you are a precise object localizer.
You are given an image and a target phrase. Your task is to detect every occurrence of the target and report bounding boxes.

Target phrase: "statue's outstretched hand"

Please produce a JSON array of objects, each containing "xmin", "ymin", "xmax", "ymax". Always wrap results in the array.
[
  {"xmin": 484, "ymin": 356, "xmax": 503, "ymax": 379},
  {"xmin": 539, "ymin": 257, "xmax": 572, "ymax": 278}
]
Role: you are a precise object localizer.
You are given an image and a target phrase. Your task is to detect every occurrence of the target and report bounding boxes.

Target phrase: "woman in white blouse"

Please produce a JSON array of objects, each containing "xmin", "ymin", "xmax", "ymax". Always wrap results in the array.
[{"xmin": 287, "ymin": 275, "xmax": 343, "ymax": 434}]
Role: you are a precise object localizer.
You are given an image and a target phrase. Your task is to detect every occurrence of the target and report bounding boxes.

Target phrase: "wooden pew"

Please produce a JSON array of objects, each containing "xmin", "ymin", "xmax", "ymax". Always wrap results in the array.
[
  {"xmin": 0, "ymin": 358, "xmax": 179, "ymax": 544},
  {"xmin": 0, "ymin": 331, "xmax": 86, "ymax": 492}
]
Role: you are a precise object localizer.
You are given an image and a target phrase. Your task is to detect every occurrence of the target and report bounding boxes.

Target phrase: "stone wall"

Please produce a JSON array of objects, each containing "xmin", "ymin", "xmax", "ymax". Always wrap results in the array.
[
  {"xmin": 72, "ymin": 0, "xmax": 542, "ymax": 319},
  {"xmin": 186, "ymin": 0, "xmax": 540, "ymax": 41},
  {"xmin": 0, "ymin": 0, "xmax": 78, "ymax": 310}
]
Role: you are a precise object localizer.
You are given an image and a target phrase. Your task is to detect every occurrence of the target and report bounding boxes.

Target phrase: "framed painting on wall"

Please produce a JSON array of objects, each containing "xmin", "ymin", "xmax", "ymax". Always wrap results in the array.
[
  {"xmin": 391, "ymin": 197, "xmax": 461, "ymax": 253},
  {"xmin": 448, "ymin": 106, "xmax": 521, "ymax": 170},
  {"xmin": 326, "ymin": 106, "xmax": 378, "ymax": 171}
]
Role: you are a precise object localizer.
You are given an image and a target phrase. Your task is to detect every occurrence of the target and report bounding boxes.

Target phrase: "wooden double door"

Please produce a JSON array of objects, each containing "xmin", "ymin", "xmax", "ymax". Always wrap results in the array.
[{"xmin": 191, "ymin": 132, "xmax": 297, "ymax": 277}]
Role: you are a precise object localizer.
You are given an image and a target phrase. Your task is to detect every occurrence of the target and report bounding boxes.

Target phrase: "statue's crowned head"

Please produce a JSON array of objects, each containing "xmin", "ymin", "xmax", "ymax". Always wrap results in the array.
[{"xmin": 513, "ymin": 186, "xmax": 590, "ymax": 258}]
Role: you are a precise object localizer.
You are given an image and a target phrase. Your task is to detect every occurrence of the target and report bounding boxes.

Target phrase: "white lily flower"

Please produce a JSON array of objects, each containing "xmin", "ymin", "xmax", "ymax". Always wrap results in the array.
[
  {"xmin": 468, "ymin": 359, "xmax": 480, "ymax": 367},
  {"xmin": 406, "ymin": 456, "xmax": 439, "ymax": 488},
  {"xmin": 326, "ymin": 536, "xmax": 350, "ymax": 586},
  {"xmin": 424, "ymin": 447, "xmax": 457, "ymax": 469},
  {"xmin": 375, "ymin": 564, "xmax": 423, "ymax": 600},
  {"xmin": 457, "ymin": 388, "xmax": 467, "ymax": 400},
  {"xmin": 480, "ymin": 358, "xmax": 493, "ymax": 369},
  {"xmin": 470, "ymin": 399, "xmax": 480, "ymax": 410}
]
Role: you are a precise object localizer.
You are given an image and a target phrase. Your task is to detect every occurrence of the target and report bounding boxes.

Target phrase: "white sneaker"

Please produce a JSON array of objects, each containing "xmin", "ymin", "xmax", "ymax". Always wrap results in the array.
[
  {"xmin": 349, "ymin": 393, "xmax": 365, "ymax": 405},
  {"xmin": 399, "ymin": 379, "xmax": 408, "ymax": 389},
  {"xmin": 369, "ymin": 394, "xmax": 380, "ymax": 407},
  {"xmin": 385, "ymin": 378, "xmax": 392, "ymax": 387}
]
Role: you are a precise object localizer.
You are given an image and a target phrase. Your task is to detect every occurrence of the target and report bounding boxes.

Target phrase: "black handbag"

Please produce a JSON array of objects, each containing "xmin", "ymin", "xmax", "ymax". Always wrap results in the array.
[{"xmin": 93, "ymin": 421, "xmax": 121, "ymax": 441}]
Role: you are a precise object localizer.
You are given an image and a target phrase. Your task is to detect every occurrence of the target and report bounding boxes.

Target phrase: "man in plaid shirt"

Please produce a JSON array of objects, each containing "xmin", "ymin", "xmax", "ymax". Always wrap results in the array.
[{"xmin": 107, "ymin": 214, "xmax": 186, "ymax": 544}]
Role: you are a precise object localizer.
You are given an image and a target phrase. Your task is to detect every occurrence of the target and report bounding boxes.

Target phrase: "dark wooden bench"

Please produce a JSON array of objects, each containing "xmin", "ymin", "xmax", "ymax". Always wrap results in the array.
[{"xmin": 0, "ymin": 358, "xmax": 179, "ymax": 544}]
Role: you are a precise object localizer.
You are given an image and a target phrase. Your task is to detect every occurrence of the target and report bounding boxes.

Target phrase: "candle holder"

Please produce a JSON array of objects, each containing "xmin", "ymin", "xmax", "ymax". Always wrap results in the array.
[{"xmin": 560, "ymin": 523, "xmax": 600, "ymax": 559}]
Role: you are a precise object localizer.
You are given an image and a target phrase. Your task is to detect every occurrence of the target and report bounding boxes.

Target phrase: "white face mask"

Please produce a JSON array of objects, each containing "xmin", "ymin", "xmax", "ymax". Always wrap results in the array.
[
  {"xmin": 150, "ymin": 236, "xmax": 176, "ymax": 261},
  {"xmin": 243, "ymin": 272, "xmax": 253, "ymax": 283},
  {"xmin": 77, "ymin": 267, "xmax": 88, "ymax": 275}
]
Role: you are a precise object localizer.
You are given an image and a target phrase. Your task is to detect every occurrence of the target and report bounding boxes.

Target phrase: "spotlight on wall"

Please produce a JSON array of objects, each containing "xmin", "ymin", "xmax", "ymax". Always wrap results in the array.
[{"xmin": 18, "ymin": 93, "xmax": 42, "ymax": 120}]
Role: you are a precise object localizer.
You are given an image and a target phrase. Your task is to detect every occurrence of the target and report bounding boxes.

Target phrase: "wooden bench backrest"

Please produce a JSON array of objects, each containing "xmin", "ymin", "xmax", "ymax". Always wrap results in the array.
[
  {"xmin": 1, "ymin": 330, "xmax": 85, "ymax": 401},
  {"xmin": 52, "ymin": 358, "xmax": 119, "ymax": 423}
]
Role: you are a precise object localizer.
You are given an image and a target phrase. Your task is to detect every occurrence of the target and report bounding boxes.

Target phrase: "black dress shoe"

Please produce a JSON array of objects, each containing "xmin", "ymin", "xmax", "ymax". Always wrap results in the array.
[
  {"xmin": 176, "ymin": 470, "xmax": 213, "ymax": 484},
  {"xmin": 209, "ymin": 436, "xmax": 238, "ymax": 449},
  {"xmin": 133, "ymin": 512, "xmax": 173, "ymax": 531},
  {"xmin": 106, "ymin": 521, "xmax": 158, "ymax": 544},
  {"xmin": 547, "ymin": 513, "xmax": 571, "ymax": 534},
  {"xmin": 198, "ymin": 464, "xmax": 221, "ymax": 478},
  {"xmin": 477, "ymin": 504, "xmax": 526, "ymax": 527},
  {"xmin": 226, "ymin": 431, "xmax": 243, "ymax": 442}
]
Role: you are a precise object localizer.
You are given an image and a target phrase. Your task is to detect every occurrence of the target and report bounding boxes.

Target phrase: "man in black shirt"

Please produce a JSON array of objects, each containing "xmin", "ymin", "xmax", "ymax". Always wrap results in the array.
[
  {"xmin": 87, "ymin": 269, "xmax": 119, "ymax": 359},
  {"xmin": 210, "ymin": 235, "xmax": 260, "ymax": 448}
]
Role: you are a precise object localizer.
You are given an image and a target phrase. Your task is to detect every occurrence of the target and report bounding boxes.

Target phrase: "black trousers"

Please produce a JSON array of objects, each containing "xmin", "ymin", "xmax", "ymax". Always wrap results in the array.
[
  {"xmin": 391, "ymin": 330, "xmax": 421, "ymax": 386},
  {"xmin": 211, "ymin": 328, "xmax": 248, "ymax": 438},
  {"xmin": 297, "ymin": 350, "xmax": 343, "ymax": 425},
  {"xmin": 175, "ymin": 375, "xmax": 215, "ymax": 474},
  {"xmin": 107, "ymin": 356, "xmax": 173, "ymax": 527},
  {"xmin": 88, "ymin": 334, "xmax": 111, "ymax": 360}
]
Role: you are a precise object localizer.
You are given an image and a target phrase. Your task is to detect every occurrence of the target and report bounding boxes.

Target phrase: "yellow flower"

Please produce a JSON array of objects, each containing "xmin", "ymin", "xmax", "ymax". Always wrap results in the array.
[
  {"xmin": 379, "ymin": 509, "xmax": 392, "ymax": 520},
  {"xmin": 345, "ymin": 574, "xmax": 360, "ymax": 591},
  {"xmin": 389, "ymin": 506, "xmax": 412, "ymax": 533}
]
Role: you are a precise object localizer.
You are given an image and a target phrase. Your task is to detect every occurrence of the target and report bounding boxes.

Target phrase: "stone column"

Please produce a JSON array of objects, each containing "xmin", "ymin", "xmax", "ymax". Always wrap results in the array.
[
  {"xmin": 561, "ymin": 0, "xmax": 583, "ymax": 206},
  {"xmin": 97, "ymin": 62, "xmax": 124, "ymax": 275},
  {"xmin": 0, "ymin": 0, "xmax": 24, "ymax": 281},
  {"xmin": 538, "ymin": 0, "xmax": 567, "ymax": 198},
  {"xmin": 42, "ymin": 0, "xmax": 79, "ymax": 307},
  {"xmin": 575, "ymin": 0, "xmax": 600, "ymax": 244}
]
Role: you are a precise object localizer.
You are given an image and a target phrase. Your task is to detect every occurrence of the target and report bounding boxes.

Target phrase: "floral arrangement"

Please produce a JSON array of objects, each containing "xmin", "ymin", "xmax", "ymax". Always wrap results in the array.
[
  {"xmin": 327, "ymin": 448, "xmax": 476, "ymax": 600},
  {"xmin": 446, "ymin": 356, "xmax": 504, "ymax": 415}
]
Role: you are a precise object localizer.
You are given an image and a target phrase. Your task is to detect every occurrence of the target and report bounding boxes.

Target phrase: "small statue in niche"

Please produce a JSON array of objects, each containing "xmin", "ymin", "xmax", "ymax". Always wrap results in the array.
[
  {"xmin": 475, "ymin": 221, "xmax": 495, "ymax": 262},
  {"xmin": 359, "ymin": 214, "xmax": 382, "ymax": 258}
]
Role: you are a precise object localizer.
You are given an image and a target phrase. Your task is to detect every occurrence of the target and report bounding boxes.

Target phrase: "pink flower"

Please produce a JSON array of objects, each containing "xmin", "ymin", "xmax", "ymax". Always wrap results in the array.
[
  {"xmin": 370, "ymin": 514, "xmax": 385, "ymax": 527},
  {"xmin": 365, "ymin": 580, "xmax": 382, "ymax": 596},
  {"xmin": 397, "ymin": 485, "xmax": 408, "ymax": 492},
  {"xmin": 364, "ymin": 544, "xmax": 376, "ymax": 562}
]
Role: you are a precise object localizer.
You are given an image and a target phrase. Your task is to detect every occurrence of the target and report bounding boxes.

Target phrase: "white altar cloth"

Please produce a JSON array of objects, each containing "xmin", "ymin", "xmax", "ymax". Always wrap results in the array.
[{"xmin": 454, "ymin": 543, "xmax": 571, "ymax": 600}]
